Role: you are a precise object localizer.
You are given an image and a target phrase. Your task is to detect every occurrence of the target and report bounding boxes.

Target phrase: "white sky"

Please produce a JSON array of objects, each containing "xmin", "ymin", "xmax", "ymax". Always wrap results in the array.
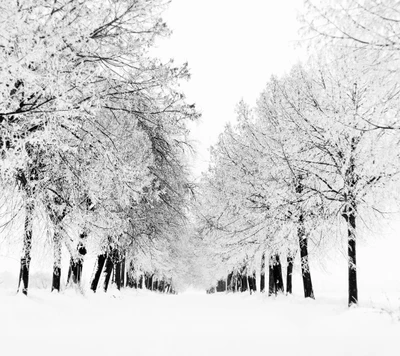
[{"xmin": 155, "ymin": 0, "xmax": 305, "ymax": 177}]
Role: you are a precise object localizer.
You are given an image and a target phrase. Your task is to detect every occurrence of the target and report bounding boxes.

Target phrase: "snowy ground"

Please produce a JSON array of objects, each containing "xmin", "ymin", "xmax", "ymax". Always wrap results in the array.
[
  {"xmin": 0, "ymin": 288, "xmax": 399, "ymax": 356},
  {"xmin": 1, "ymin": 220, "xmax": 400, "ymax": 355}
]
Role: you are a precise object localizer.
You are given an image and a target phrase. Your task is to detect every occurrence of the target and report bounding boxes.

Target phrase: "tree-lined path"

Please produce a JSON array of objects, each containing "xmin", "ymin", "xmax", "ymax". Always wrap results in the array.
[{"xmin": 1, "ymin": 2, "xmax": 400, "ymax": 355}]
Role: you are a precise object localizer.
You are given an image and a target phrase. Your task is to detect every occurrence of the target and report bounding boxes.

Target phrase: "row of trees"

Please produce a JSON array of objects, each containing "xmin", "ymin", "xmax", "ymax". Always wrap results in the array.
[
  {"xmin": 197, "ymin": 0, "xmax": 400, "ymax": 306},
  {"xmin": 208, "ymin": 253, "xmax": 290, "ymax": 297},
  {"xmin": 0, "ymin": 0, "xmax": 198, "ymax": 295}
]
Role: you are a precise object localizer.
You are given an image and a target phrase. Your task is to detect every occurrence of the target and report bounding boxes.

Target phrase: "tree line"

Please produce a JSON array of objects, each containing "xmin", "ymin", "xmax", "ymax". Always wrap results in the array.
[
  {"xmin": 198, "ymin": 0, "xmax": 400, "ymax": 306},
  {"xmin": 0, "ymin": 0, "xmax": 198, "ymax": 295}
]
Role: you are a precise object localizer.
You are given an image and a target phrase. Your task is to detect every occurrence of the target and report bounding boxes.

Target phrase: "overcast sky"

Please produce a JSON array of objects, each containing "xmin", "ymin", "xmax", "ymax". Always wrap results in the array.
[{"xmin": 155, "ymin": 0, "xmax": 305, "ymax": 177}]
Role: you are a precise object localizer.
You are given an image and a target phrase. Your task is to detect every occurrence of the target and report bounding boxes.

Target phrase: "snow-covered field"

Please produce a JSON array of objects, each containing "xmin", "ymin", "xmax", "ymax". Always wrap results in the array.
[
  {"xmin": 0, "ymin": 288, "xmax": 399, "ymax": 356},
  {"xmin": 1, "ymin": 222, "xmax": 400, "ymax": 356}
]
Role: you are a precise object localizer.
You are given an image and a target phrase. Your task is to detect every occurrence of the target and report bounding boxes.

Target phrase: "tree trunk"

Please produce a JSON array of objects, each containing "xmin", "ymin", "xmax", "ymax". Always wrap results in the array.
[
  {"xmin": 227, "ymin": 272, "xmax": 233, "ymax": 292},
  {"xmin": 269, "ymin": 254, "xmax": 284, "ymax": 295},
  {"xmin": 273, "ymin": 255, "xmax": 284, "ymax": 294},
  {"xmin": 103, "ymin": 255, "xmax": 114, "ymax": 292},
  {"xmin": 298, "ymin": 214, "xmax": 314, "ymax": 299},
  {"xmin": 68, "ymin": 259, "xmax": 83, "ymax": 285},
  {"xmin": 247, "ymin": 275, "xmax": 254, "ymax": 294},
  {"xmin": 286, "ymin": 254, "xmax": 294, "ymax": 295},
  {"xmin": 144, "ymin": 273, "xmax": 149, "ymax": 289},
  {"xmin": 251, "ymin": 271, "xmax": 256, "ymax": 292},
  {"xmin": 260, "ymin": 252, "xmax": 266, "ymax": 293},
  {"xmin": 159, "ymin": 280, "xmax": 165, "ymax": 292},
  {"xmin": 18, "ymin": 199, "xmax": 34, "ymax": 296},
  {"xmin": 90, "ymin": 254, "xmax": 106, "ymax": 292},
  {"xmin": 120, "ymin": 255, "xmax": 125, "ymax": 288},
  {"xmin": 296, "ymin": 177, "xmax": 314, "ymax": 299},
  {"xmin": 241, "ymin": 274, "xmax": 248, "ymax": 292},
  {"xmin": 51, "ymin": 231, "xmax": 62, "ymax": 292},
  {"xmin": 233, "ymin": 273, "xmax": 238, "ymax": 292},
  {"xmin": 115, "ymin": 259, "xmax": 121, "ymax": 290},
  {"xmin": 344, "ymin": 138, "xmax": 358, "ymax": 307},
  {"xmin": 343, "ymin": 206, "xmax": 358, "ymax": 306},
  {"xmin": 236, "ymin": 271, "xmax": 241, "ymax": 292},
  {"xmin": 126, "ymin": 261, "xmax": 136, "ymax": 288},
  {"xmin": 268, "ymin": 257, "xmax": 275, "ymax": 296},
  {"xmin": 216, "ymin": 279, "xmax": 226, "ymax": 292}
]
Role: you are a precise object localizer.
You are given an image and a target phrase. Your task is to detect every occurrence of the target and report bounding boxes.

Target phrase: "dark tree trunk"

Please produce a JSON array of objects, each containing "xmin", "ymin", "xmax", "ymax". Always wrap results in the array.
[
  {"xmin": 268, "ymin": 258, "xmax": 275, "ymax": 296},
  {"xmin": 296, "ymin": 178, "xmax": 315, "ymax": 299},
  {"xmin": 120, "ymin": 256, "xmax": 125, "ymax": 288},
  {"xmin": 250, "ymin": 271, "xmax": 256, "ymax": 292},
  {"xmin": 232, "ymin": 273, "xmax": 237, "ymax": 292},
  {"xmin": 73, "ymin": 260, "xmax": 83, "ymax": 284},
  {"xmin": 111, "ymin": 264, "xmax": 116, "ymax": 284},
  {"xmin": 48, "ymin": 199, "xmax": 69, "ymax": 293},
  {"xmin": 153, "ymin": 278, "xmax": 159, "ymax": 291},
  {"xmin": 227, "ymin": 272, "xmax": 233, "ymax": 292},
  {"xmin": 126, "ymin": 269, "xmax": 132, "ymax": 288},
  {"xmin": 236, "ymin": 272, "xmax": 241, "ymax": 292},
  {"xmin": 146, "ymin": 273, "xmax": 152, "ymax": 289},
  {"xmin": 51, "ymin": 231, "xmax": 62, "ymax": 292},
  {"xmin": 67, "ymin": 259, "xmax": 83, "ymax": 285},
  {"xmin": 269, "ymin": 254, "xmax": 284, "ymax": 296},
  {"xmin": 138, "ymin": 275, "xmax": 143, "ymax": 289},
  {"xmin": 159, "ymin": 280, "xmax": 165, "ymax": 292},
  {"xmin": 67, "ymin": 261, "xmax": 71, "ymax": 284},
  {"xmin": 126, "ymin": 261, "xmax": 132, "ymax": 287},
  {"xmin": 260, "ymin": 252, "xmax": 266, "ymax": 293},
  {"xmin": 90, "ymin": 254, "xmax": 106, "ymax": 292},
  {"xmin": 273, "ymin": 255, "xmax": 284, "ymax": 293},
  {"xmin": 67, "ymin": 238, "xmax": 87, "ymax": 287},
  {"xmin": 241, "ymin": 274, "xmax": 248, "ymax": 292},
  {"xmin": 286, "ymin": 254, "xmax": 294, "ymax": 295},
  {"xmin": 216, "ymin": 279, "xmax": 226, "ymax": 292},
  {"xmin": 240, "ymin": 265, "xmax": 248, "ymax": 292},
  {"xmin": 52, "ymin": 265, "xmax": 61, "ymax": 292},
  {"xmin": 126, "ymin": 261, "xmax": 136, "ymax": 288},
  {"xmin": 247, "ymin": 275, "xmax": 254, "ymax": 294},
  {"xmin": 103, "ymin": 255, "xmax": 114, "ymax": 292},
  {"xmin": 115, "ymin": 259, "xmax": 121, "ymax": 290},
  {"xmin": 144, "ymin": 273, "xmax": 149, "ymax": 289},
  {"xmin": 343, "ymin": 138, "xmax": 358, "ymax": 307},
  {"xmin": 18, "ymin": 200, "xmax": 34, "ymax": 296},
  {"xmin": 298, "ymin": 214, "xmax": 314, "ymax": 299},
  {"xmin": 343, "ymin": 207, "xmax": 358, "ymax": 306}
]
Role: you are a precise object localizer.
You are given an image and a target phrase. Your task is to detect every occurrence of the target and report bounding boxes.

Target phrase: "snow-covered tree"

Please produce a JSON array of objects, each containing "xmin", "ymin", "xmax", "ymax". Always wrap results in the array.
[
  {"xmin": 264, "ymin": 56, "xmax": 400, "ymax": 305},
  {"xmin": 197, "ymin": 101, "xmax": 309, "ymax": 296},
  {"xmin": 0, "ymin": 0, "xmax": 198, "ymax": 295},
  {"xmin": 300, "ymin": 0, "xmax": 400, "ymax": 130},
  {"xmin": 199, "ymin": 50, "xmax": 400, "ymax": 304}
]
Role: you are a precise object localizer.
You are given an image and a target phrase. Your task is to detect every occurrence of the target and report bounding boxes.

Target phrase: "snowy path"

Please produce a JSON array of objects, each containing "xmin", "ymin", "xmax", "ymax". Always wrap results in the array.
[{"xmin": 1, "ymin": 290, "xmax": 399, "ymax": 356}]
